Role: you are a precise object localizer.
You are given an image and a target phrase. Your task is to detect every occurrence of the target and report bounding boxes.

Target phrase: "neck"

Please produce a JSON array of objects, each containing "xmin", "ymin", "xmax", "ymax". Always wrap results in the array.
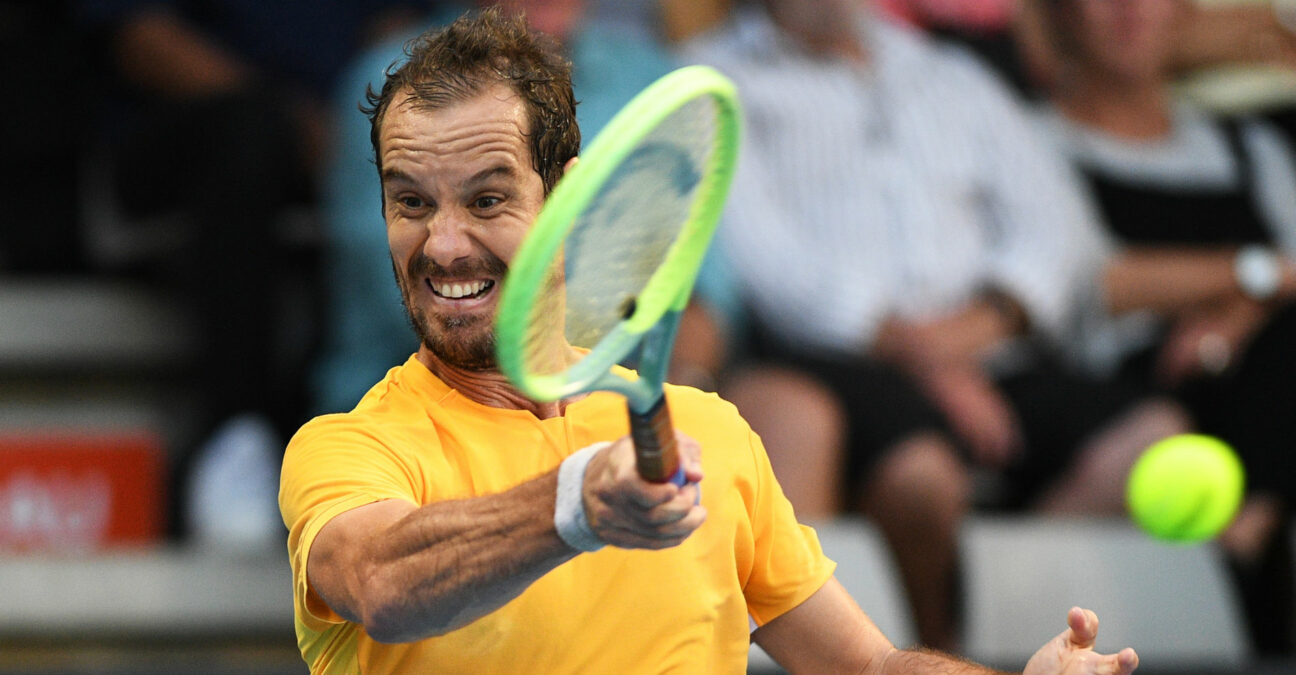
[
  {"xmin": 1054, "ymin": 68, "xmax": 1172, "ymax": 140},
  {"xmin": 416, "ymin": 346, "xmax": 574, "ymax": 419}
]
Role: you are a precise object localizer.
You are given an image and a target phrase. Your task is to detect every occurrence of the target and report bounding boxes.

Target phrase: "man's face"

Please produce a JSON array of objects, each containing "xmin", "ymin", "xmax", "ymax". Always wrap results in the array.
[
  {"xmin": 379, "ymin": 84, "xmax": 547, "ymax": 370},
  {"xmin": 1066, "ymin": 0, "xmax": 1178, "ymax": 83}
]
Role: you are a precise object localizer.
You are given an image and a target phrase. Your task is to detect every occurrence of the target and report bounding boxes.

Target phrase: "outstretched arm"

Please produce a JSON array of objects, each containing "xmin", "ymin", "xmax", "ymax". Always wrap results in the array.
[
  {"xmin": 306, "ymin": 433, "xmax": 706, "ymax": 643},
  {"xmin": 755, "ymin": 576, "xmax": 1010, "ymax": 674},
  {"xmin": 307, "ymin": 474, "xmax": 575, "ymax": 643},
  {"xmin": 756, "ymin": 580, "xmax": 1137, "ymax": 675}
]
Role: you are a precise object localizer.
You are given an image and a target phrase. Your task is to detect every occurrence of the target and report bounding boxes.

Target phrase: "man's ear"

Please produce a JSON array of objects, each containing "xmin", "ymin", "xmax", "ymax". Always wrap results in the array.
[{"xmin": 563, "ymin": 156, "xmax": 579, "ymax": 176}]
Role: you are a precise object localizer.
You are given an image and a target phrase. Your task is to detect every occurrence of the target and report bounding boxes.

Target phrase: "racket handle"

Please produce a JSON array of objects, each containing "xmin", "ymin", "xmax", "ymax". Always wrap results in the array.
[{"xmin": 628, "ymin": 397, "xmax": 682, "ymax": 484}]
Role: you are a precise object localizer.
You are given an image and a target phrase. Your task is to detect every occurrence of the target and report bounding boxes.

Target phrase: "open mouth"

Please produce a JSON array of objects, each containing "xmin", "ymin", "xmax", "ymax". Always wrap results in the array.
[{"xmin": 427, "ymin": 279, "xmax": 495, "ymax": 300}]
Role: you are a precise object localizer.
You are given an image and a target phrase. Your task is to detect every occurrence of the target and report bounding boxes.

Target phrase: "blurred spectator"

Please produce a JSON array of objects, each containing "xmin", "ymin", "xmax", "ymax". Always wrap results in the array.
[
  {"xmin": 310, "ymin": 0, "xmax": 675, "ymax": 414},
  {"xmin": 0, "ymin": 2, "xmax": 92, "ymax": 273},
  {"xmin": 876, "ymin": 0, "xmax": 1296, "ymax": 108},
  {"xmin": 1170, "ymin": 0, "xmax": 1296, "ymax": 145},
  {"xmin": 1033, "ymin": 0, "xmax": 1295, "ymax": 655},
  {"xmin": 876, "ymin": 0, "xmax": 1038, "ymax": 95},
  {"xmin": 675, "ymin": 0, "xmax": 1189, "ymax": 651},
  {"xmin": 76, "ymin": 0, "xmax": 421, "ymax": 548},
  {"xmin": 659, "ymin": 0, "xmax": 734, "ymax": 43}
]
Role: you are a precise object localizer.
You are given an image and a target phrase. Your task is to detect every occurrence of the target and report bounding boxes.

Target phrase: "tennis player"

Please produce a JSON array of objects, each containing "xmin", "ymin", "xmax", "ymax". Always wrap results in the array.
[{"xmin": 279, "ymin": 9, "xmax": 1140, "ymax": 674}]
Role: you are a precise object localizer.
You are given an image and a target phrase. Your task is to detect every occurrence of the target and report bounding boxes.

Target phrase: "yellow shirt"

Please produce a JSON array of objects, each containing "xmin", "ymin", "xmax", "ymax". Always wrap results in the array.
[{"xmin": 280, "ymin": 355, "xmax": 835, "ymax": 674}]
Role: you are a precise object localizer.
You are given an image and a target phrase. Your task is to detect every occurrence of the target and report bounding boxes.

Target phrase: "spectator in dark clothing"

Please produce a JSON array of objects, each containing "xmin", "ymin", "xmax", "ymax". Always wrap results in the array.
[
  {"xmin": 77, "ymin": 0, "xmax": 422, "ymax": 547},
  {"xmin": 1033, "ymin": 0, "xmax": 1296, "ymax": 655}
]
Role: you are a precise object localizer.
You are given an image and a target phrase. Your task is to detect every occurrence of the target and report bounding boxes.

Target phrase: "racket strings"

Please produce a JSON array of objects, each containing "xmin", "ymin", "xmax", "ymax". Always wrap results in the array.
[{"xmin": 520, "ymin": 96, "xmax": 722, "ymax": 378}]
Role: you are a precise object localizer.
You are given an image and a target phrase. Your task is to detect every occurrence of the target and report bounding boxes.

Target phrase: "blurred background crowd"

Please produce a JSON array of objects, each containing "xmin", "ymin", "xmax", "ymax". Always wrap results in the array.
[{"xmin": 2, "ymin": 0, "xmax": 1296, "ymax": 672}]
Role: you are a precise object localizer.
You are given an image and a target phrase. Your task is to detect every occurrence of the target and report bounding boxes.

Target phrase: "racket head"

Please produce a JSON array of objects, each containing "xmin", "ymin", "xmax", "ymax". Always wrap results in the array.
[{"xmin": 496, "ymin": 65, "xmax": 741, "ymax": 409}]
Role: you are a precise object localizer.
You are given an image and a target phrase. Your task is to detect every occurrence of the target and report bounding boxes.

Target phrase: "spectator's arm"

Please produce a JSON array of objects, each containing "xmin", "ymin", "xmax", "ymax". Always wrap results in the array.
[
  {"xmin": 1103, "ymin": 246, "xmax": 1296, "ymax": 315},
  {"xmin": 871, "ymin": 294, "xmax": 1025, "ymax": 372},
  {"xmin": 111, "ymin": 7, "xmax": 252, "ymax": 98},
  {"xmin": 670, "ymin": 300, "xmax": 727, "ymax": 391}
]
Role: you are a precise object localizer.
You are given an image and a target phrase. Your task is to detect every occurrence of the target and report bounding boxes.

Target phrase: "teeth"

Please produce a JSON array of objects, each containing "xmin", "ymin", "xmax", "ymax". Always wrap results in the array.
[{"xmin": 433, "ymin": 280, "xmax": 490, "ymax": 299}]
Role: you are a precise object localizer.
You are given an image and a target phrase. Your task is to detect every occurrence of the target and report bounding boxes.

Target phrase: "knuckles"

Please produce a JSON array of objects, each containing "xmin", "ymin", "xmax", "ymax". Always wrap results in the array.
[{"xmin": 582, "ymin": 435, "xmax": 706, "ymax": 551}]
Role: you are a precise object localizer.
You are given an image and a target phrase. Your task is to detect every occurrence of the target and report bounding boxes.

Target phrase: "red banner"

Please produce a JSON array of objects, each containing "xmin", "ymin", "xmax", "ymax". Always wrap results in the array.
[{"xmin": 0, "ymin": 432, "xmax": 165, "ymax": 551}]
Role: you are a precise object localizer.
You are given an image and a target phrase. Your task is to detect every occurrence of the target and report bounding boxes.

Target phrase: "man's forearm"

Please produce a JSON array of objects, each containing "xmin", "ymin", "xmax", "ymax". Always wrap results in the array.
[
  {"xmin": 342, "ymin": 471, "xmax": 578, "ymax": 642},
  {"xmin": 878, "ymin": 648, "xmax": 1012, "ymax": 675}
]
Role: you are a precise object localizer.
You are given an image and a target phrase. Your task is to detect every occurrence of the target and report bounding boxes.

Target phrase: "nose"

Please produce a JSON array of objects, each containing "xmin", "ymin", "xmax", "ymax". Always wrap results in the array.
[{"xmin": 423, "ymin": 209, "xmax": 477, "ymax": 268}]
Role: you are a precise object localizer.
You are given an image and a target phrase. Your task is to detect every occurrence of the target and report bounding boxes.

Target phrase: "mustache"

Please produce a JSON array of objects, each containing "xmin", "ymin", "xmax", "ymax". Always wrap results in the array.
[{"xmin": 406, "ymin": 252, "xmax": 508, "ymax": 280}]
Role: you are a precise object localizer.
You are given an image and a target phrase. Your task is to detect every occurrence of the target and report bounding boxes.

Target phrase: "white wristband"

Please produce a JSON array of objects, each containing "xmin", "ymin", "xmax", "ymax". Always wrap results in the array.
[
  {"xmin": 554, "ymin": 441, "xmax": 610, "ymax": 552},
  {"xmin": 1235, "ymin": 245, "xmax": 1281, "ymax": 300}
]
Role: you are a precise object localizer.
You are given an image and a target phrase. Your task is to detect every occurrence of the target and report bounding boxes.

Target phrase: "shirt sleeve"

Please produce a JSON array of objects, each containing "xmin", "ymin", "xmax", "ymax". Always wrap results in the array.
[
  {"xmin": 1243, "ymin": 117, "xmax": 1296, "ymax": 257},
  {"xmin": 279, "ymin": 414, "xmax": 425, "ymax": 627},
  {"xmin": 740, "ymin": 429, "xmax": 837, "ymax": 626}
]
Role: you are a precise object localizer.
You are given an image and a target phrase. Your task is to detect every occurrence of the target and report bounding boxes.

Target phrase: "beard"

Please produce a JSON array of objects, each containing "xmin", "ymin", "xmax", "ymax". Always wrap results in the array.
[
  {"xmin": 393, "ymin": 253, "xmax": 507, "ymax": 371},
  {"xmin": 407, "ymin": 303, "xmax": 497, "ymax": 370}
]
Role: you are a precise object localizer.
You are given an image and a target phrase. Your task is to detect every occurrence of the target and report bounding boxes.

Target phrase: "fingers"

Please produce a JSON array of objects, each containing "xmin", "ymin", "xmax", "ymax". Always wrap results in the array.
[
  {"xmin": 1027, "ymin": 608, "xmax": 1138, "ymax": 675},
  {"xmin": 583, "ymin": 433, "xmax": 707, "ymax": 550},
  {"xmin": 677, "ymin": 429, "xmax": 705, "ymax": 484},
  {"xmin": 608, "ymin": 481, "xmax": 704, "ymax": 528},
  {"xmin": 1066, "ymin": 606, "xmax": 1098, "ymax": 649},
  {"xmin": 1114, "ymin": 647, "xmax": 1139, "ymax": 674},
  {"xmin": 596, "ymin": 505, "xmax": 708, "ymax": 550},
  {"xmin": 1066, "ymin": 608, "xmax": 1139, "ymax": 674}
]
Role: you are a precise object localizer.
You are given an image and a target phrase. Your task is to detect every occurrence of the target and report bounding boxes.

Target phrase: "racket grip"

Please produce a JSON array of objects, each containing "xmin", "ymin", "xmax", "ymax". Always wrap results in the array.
[{"xmin": 628, "ymin": 397, "xmax": 681, "ymax": 483}]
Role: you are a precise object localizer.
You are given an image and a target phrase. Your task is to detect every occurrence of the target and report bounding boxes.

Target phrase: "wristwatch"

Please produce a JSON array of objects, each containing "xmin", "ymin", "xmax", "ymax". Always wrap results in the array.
[{"xmin": 1234, "ymin": 245, "xmax": 1281, "ymax": 301}]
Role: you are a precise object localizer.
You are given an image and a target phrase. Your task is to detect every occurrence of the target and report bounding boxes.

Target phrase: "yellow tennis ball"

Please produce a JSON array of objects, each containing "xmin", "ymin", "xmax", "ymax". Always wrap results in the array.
[{"xmin": 1126, "ymin": 434, "xmax": 1245, "ymax": 543}]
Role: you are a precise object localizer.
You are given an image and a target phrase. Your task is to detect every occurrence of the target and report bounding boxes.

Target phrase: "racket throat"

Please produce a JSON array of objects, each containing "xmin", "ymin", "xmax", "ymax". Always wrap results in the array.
[{"xmin": 628, "ymin": 396, "xmax": 680, "ymax": 483}]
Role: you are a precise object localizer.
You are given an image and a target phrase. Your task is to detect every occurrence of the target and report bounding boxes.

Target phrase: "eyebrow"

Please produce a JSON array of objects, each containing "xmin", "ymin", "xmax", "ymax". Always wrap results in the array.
[
  {"xmin": 380, "ymin": 167, "xmax": 417, "ymax": 188},
  {"xmin": 463, "ymin": 164, "xmax": 517, "ymax": 191},
  {"xmin": 380, "ymin": 164, "xmax": 519, "ymax": 192}
]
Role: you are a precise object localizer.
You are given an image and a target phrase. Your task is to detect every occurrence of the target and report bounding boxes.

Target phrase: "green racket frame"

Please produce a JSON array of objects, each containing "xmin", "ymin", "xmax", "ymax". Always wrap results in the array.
[{"xmin": 496, "ymin": 65, "xmax": 741, "ymax": 481}]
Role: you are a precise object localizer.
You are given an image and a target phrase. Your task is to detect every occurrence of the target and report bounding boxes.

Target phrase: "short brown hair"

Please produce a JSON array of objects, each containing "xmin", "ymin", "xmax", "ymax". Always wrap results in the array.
[{"xmin": 363, "ymin": 8, "xmax": 581, "ymax": 194}]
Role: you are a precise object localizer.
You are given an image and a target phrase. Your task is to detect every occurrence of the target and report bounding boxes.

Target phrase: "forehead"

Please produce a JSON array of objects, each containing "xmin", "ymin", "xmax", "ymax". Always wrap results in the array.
[{"xmin": 379, "ymin": 83, "xmax": 533, "ymax": 176}]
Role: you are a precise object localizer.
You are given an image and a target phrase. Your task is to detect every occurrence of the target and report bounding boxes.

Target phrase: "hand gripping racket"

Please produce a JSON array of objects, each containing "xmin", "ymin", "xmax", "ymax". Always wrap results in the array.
[{"xmin": 495, "ymin": 65, "xmax": 741, "ymax": 484}]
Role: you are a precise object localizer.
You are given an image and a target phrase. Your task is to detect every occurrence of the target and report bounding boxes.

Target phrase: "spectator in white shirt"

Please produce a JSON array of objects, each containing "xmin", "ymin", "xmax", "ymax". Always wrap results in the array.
[{"xmin": 673, "ymin": 0, "xmax": 1189, "ymax": 651}]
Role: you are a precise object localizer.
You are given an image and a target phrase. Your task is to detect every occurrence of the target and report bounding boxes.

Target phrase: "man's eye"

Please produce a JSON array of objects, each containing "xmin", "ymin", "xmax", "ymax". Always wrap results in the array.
[
  {"xmin": 400, "ymin": 196, "xmax": 425, "ymax": 209},
  {"xmin": 474, "ymin": 196, "xmax": 502, "ymax": 209}
]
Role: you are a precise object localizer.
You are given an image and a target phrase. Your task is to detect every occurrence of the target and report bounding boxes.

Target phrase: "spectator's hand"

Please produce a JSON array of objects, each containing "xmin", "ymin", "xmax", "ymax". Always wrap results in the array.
[
  {"xmin": 1155, "ymin": 297, "xmax": 1267, "ymax": 386},
  {"xmin": 581, "ymin": 430, "xmax": 706, "ymax": 549},
  {"xmin": 1024, "ymin": 607, "xmax": 1139, "ymax": 675},
  {"xmin": 873, "ymin": 312, "xmax": 1024, "ymax": 466},
  {"xmin": 917, "ymin": 364, "xmax": 1023, "ymax": 467},
  {"xmin": 874, "ymin": 312, "xmax": 1004, "ymax": 371}
]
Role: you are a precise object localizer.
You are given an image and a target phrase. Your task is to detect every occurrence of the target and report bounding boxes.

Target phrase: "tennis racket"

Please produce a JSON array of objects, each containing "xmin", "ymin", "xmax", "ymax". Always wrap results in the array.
[{"xmin": 495, "ymin": 65, "xmax": 741, "ymax": 484}]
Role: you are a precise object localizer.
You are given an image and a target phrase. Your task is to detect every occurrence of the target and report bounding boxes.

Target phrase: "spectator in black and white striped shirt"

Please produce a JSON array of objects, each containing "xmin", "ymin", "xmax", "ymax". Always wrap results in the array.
[
  {"xmin": 673, "ymin": 0, "xmax": 1190, "ymax": 651},
  {"xmin": 1033, "ymin": 0, "xmax": 1296, "ymax": 655}
]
